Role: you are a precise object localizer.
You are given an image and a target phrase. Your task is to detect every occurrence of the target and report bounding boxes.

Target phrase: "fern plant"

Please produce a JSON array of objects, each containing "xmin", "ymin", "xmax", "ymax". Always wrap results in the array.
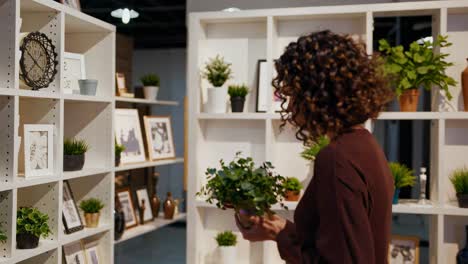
[
  {"xmin": 389, "ymin": 162, "xmax": 416, "ymax": 189},
  {"xmin": 17, "ymin": 207, "xmax": 51, "ymax": 238},
  {"xmin": 140, "ymin": 74, "xmax": 160, "ymax": 87},
  {"xmin": 228, "ymin": 85, "xmax": 249, "ymax": 98},
  {"xmin": 215, "ymin": 231, "xmax": 237, "ymax": 247},
  {"xmin": 203, "ymin": 55, "xmax": 232, "ymax": 87},
  {"xmin": 450, "ymin": 167, "xmax": 468, "ymax": 195},
  {"xmin": 79, "ymin": 198, "xmax": 105, "ymax": 214},
  {"xmin": 64, "ymin": 138, "xmax": 89, "ymax": 155},
  {"xmin": 301, "ymin": 136, "xmax": 330, "ymax": 161}
]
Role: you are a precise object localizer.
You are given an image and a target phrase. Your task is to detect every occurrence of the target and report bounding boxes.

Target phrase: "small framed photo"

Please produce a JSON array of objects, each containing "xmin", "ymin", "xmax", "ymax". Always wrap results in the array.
[
  {"xmin": 60, "ymin": 0, "xmax": 81, "ymax": 11},
  {"xmin": 115, "ymin": 109, "xmax": 146, "ymax": 164},
  {"xmin": 83, "ymin": 240, "xmax": 101, "ymax": 264},
  {"xmin": 24, "ymin": 124, "xmax": 54, "ymax": 178},
  {"xmin": 62, "ymin": 180, "xmax": 84, "ymax": 234},
  {"xmin": 117, "ymin": 188, "xmax": 138, "ymax": 229},
  {"xmin": 388, "ymin": 235, "xmax": 420, "ymax": 264},
  {"xmin": 135, "ymin": 187, "xmax": 153, "ymax": 222},
  {"xmin": 63, "ymin": 241, "xmax": 86, "ymax": 264},
  {"xmin": 63, "ymin": 52, "xmax": 85, "ymax": 95},
  {"xmin": 143, "ymin": 116, "xmax": 176, "ymax": 161},
  {"xmin": 115, "ymin": 73, "xmax": 135, "ymax": 97},
  {"xmin": 256, "ymin": 60, "xmax": 283, "ymax": 113}
]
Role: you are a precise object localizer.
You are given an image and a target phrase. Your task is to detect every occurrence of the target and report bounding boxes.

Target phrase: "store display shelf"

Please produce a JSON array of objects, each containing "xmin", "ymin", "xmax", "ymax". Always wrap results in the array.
[
  {"xmin": 17, "ymin": 90, "xmax": 60, "ymax": 100},
  {"xmin": 60, "ymin": 224, "xmax": 112, "ymax": 246},
  {"xmin": 63, "ymin": 94, "xmax": 113, "ymax": 103},
  {"xmin": 12, "ymin": 240, "xmax": 58, "ymax": 264},
  {"xmin": 115, "ymin": 158, "xmax": 185, "ymax": 172},
  {"xmin": 115, "ymin": 213, "xmax": 186, "ymax": 244},
  {"xmin": 14, "ymin": 175, "xmax": 60, "ymax": 189},
  {"xmin": 63, "ymin": 168, "xmax": 113, "ymax": 180},
  {"xmin": 115, "ymin": 97, "xmax": 179, "ymax": 106},
  {"xmin": 197, "ymin": 113, "xmax": 272, "ymax": 120}
]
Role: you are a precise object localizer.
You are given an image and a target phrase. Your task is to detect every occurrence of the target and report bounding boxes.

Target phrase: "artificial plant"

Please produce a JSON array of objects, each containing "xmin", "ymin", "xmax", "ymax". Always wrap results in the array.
[
  {"xmin": 115, "ymin": 142, "xmax": 125, "ymax": 157},
  {"xmin": 215, "ymin": 231, "xmax": 237, "ymax": 247},
  {"xmin": 79, "ymin": 198, "xmax": 105, "ymax": 214},
  {"xmin": 228, "ymin": 84, "xmax": 249, "ymax": 98},
  {"xmin": 450, "ymin": 167, "xmax": 468, "ymax": 195},
  {"xmin": 140, "ymin": 74, "xmax": 160, "ymax": 87},
  {"xmin": 203, "ymin": 55, "xmax": 232, "ymax": 87},
  {"xmin": 389, "ymin": 162, "xmax": 416, "ymax": 189},
  {"xmin": 16, "ymin": 207, "xmax": 51, "ymax": 238},
  {"xmin": 64, "ymin": 138, "xmax": 89, "ymax": 155},
  {"xmin": 283, "ymin": 177, "xmax": 303, "ymax": 193}
]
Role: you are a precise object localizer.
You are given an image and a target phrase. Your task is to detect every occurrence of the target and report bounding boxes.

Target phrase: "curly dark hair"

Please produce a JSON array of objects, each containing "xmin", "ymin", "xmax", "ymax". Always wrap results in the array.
[{"xmin": 273, "ymin": 30, "xmax": 393, "ymax": 143}]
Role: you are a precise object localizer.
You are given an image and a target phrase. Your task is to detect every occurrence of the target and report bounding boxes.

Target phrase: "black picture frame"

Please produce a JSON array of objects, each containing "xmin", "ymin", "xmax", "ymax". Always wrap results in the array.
[
  {"xmin": 256, "ymin": 59, "xmax": 267, "ymax": 113},
  {"xmin": 62, "ymin": 181, "xmax": 84, "ymax": 234}
]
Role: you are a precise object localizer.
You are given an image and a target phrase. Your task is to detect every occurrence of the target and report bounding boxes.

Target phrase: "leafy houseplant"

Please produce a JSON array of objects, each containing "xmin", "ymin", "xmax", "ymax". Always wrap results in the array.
[
  {"xmin": 283, "ymin": 177, "xmax": 303, "ymax": 201},
  {"xmin": 389, "ymin": 162, "xmax": 416, "ymax": 204},
  {"xmin": 16, "ymin": 207, "xmax": 51, "ymax": 249},
  {"xmin": 450, "ymin": 167, "xmax": 468, "ymax": 208},
  {"xmin": 216, "ymin": 231, "xmax": 237, "ymax": 264},
  {"xmin": 228, "ymin": 84, "xmax": 249, "ymax": 113},
  {"xmin": 379, "ymin": 36, "xmax": 457, "ymax": 112},
  {"xmin": 64, "ymin": 138, "xmax": 89, "ymax": 171},
  {"xmin": 0, "ymin": 228, "xmax": 6, "ymax": 244},
  {"xmin": 79, "ymin": 198, "xmax": 105, "ymax": 228},
  {"xmin": 115, "ymin": 142, "xmax": 125, "ymax": 167},
  {"xmin": 203, "ymin": 55, "xmax": 233, "ymax": 113},
  {"xmin": 301, "ymin": 135, "xmax": 330, "ymax": 161},
  {"xmin": 140, "ymin": 74, "xmax": 160, "ymax": 100}
]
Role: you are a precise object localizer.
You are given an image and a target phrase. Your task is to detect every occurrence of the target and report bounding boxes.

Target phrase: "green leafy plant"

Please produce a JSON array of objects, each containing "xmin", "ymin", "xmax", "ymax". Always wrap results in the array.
[
  {"xmin": 16, "ymin": 207, "xmax": 51, "ymax": 238},
  {"xmin": 197, "ymin": 152, "xmax": 287, "ymax": 216},
  {"xmin": 283, "ymin": 177, "xmax": 303, "ymax": 193},
  {"xmin": 79, "ymin": 198, "xmax": 105, "ymax": 214},
  {"xmin": 115, "ymin": 142, "xmax": 125, "ymax": 157},
  {"xmin": 64, "ymin": 138, "xmax": 89, "ymax": 155},
  {"xmin": 228, "ymin": 84, "xmax": 249, "ymax": 98},
  {"xmin": 379, "ymin": 35, "xmax": 457, "ymax": 99},
  {"xmin": 389, "ymin": 162, "xmax": 416, "ymax": 189},
  {"xmin": 215, "ymin": 231, "xmax": 237, "ymax": 247},
  {"xmin": 140, "ymin": 74, "xmax": 160, "ymax": 87},
  {"xmin": 301, "ymin": 136, "xmax": 330, "ymax": 161},
  {"xmin": 450, "ymin": 167, "xmax": 468, "ymax": 195},
  {"xmin": 0, "ymin": 228, "xmax": 6, "ymax": 244},
  {"xmin": 203, "ymin": 55, "xmax": 232, "ymax": 87}
]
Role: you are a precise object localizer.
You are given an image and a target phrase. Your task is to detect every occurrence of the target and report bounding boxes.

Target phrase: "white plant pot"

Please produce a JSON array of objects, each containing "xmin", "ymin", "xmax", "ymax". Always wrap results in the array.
[
  {"xmin": 206, "ymin": 87, "xmax": 227, "ymax": 113},
  {"xmin": 219, "ymin": 246, "xmax": 236, "ymax": 264},
  {"xmin": 143, "ymin": 86, "xmax": 159, "ymax": 100}
]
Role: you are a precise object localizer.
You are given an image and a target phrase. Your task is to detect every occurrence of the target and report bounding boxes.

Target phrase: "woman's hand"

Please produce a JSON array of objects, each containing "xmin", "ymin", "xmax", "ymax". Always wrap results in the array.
[{"xmin": 235, "ymin": 213, "xmax": 287, "ymax": 242}]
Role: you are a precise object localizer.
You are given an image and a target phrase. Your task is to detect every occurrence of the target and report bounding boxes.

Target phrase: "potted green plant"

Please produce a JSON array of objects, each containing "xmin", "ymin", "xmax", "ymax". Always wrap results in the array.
[
  {"xmin": 140, "ymin": 74, "xmax": 160, "ymax": 100},
  {"xmin": 228, "ymin": 84, "xmax": 249, "ymax": 113},
  {"xmin": 64, "ymin": 138, "xmax": 89, "ymax": 171},
  {"xmin": 197, "ymin": 152, "xmax": 286, "ymax": 228},
  {"xmin": 115, "ymin": 142, "xmax": 125, "ymax": 167},
  {"xmin": 300, "ymin": 135, "xmax": 330, "ymax": 161},
  {"xmin": 389, "ymin": 162, "xmax": 416, "ymax": 204},
  {"xmin": 450, "ymin": 167, "xmax": 468, "ymax": 208},
  {"xmin": 283, "ymin": 177, "xmax": 303, "ymax": 201},
  {"xmin": 16, "ymin": 207, "xmax": 51, "ymax": 249},
  {"xmin": 79, "ymin": 198, "xmax": 105, "ymax": 228},
  {"xmin": 379, "ymin": 35, "xmax": 457, "ymax": 112},
  {"xmin": 203, "ymin": 55, "xmax": 232, "ymax": 113},
  {"xmin": 215, "ymin": 231, "xmax": 237, "ymax": 264},
  {"xmin": 0, "ymin": 228, "xmax": 6, "ymax": 244}
]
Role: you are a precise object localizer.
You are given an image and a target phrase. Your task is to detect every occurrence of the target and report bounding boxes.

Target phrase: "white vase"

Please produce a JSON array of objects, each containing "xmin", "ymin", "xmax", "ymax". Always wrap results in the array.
[
  {"xmin": 219, "ymin": 246, "xmax": 236, "ymax": 264},
  {"xmin": 143, "ymin": 86, "xmax": 159, "ymax": 100},
  {"xmin": 206, "ymin": 87, "xmax": 227, "ymax": 113}
]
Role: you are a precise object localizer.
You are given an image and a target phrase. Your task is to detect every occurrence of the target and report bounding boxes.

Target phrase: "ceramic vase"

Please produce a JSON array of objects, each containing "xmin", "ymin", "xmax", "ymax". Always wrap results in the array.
[
  {"xmin": 143, "ymin": 86, "xmax": 159, "ymax": 100},
  {"xmin": 78, "ymin": 79, "xmax": 98, "ymax": 96},
  {"xmin": 399, "ymin": 89, "xmax": 419, "ymax": 112},
  {"xmin": 219, "ymin": 246, "xmax": 236, "ymax": 264},
  {"xmin": 151, "ymin": 194, "xmax": 161, "ymax": 218},
  {"xmin": 206, "ymin": 87, "xmax": 227, "ymax": 113},
  {"xmin": 163, "ymin": 192, "xmax": 175, "ymax": 219},
  {"xmin": 462, "ymin": 58, "xmax": 468, "ymax": 111}
]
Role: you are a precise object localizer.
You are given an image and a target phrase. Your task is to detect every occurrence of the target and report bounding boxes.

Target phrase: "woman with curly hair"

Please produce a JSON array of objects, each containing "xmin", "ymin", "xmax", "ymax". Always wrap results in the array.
[{"xmin": 235, "ymin": 30, "xmax": 394, "ymax": 263}]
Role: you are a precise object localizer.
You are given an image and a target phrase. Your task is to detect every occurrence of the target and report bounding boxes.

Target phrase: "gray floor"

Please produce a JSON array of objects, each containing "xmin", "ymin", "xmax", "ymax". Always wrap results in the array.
[{"xmin": 115, "ymin": 222, "xmax": 186, "ymax": 264}]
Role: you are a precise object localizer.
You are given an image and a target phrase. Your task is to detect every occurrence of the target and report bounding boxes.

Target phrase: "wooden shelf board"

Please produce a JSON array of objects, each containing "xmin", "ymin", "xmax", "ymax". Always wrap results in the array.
[
  {"xmin": 63, "ymin": 168, "xmax": 112, "ymax": 180},
  {"xmin": 60, "ymin": 224, "xmax": 112, "ymax": 246},
  {"xmin": 115, "ymin": 158, "xmax": 184, "ymax": 172},
  {"xmin": 115, "ymin": 97, "xmax": 179, "ymax": 106}
]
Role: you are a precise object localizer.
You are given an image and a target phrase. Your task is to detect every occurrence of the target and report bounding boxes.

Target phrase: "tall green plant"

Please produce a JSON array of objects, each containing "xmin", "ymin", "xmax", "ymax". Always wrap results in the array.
[
  {"xmin": 389, "ymin": 162, "xmax": 416, "ymax": 189},
  {"xmin": 0, "ymin": 228, "xmax": 6, "ymax": 243},
  {"xmin": 450, "ymin": 167, "xmax": 468, "ymax": 195},
  {"xmin": 301, "ymin": 136, "xmax": 330, "ymax": 161},
  {"xmin": 215, "ymin": 231, "xmax": 237, "ymax": 247},
  {"xmin": 17, "ymin": 207, "xmax": 51, "ymax": 238},
  {"xmin": 140, "ymin": 74, "xmax": 160, "ymax": 87},
  {"xmin": 64, "ymin": 138, "xmax": 89, "ymax": 155},
  {"xmin": 228, "ymin": 84, "xmax": 249, "ymax": 98},
  {"xmin": 203, "ymin": 55, "xmax": 232, "ymax": 87}
]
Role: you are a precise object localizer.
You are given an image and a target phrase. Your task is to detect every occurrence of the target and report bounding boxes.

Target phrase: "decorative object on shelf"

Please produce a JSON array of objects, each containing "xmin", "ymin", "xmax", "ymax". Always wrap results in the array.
[
  {"xmin": 163, "ymin": 192, "xmax": 175, "ymax": 220},
  {"xmin": 450, "ymin": 167, "xmax": 468, "ymax": 208},
  {"xmin": 256, "ymin": 60, "xmax": 283, "ymax": 113},
  {"xmin": 379, "ymin": 36, "xmax": 457, "ymax": 112},
  {"xmin": 117, "ymin": 188, "xmax": 138, "ymax": 229},
  {"xmin": 63, "ymin": 241, "xmax": 87, "ymax": 264},
  {"xmin": 115, "ymin": 142, "xmax": 125, "ymax": 167},
  {"xmin": 136, "ymin": 187, "xmax": 153, "ymax": 223},
  {"xmin": 23, "ymin": 124, "xmax": 54, "ymax": 178},
  {"xmin": 62, "ymin": 181, "xmax": 84, "ymax": 234},
  {"xmin": 79, "ymin": 198, "xmax": 105, "ymax": 228},
  {"xmin": 63, "ymin": 52, "xmax": 85, "ymax": 95},
  {"xmin": 389, "ymin": 162, "xmax": 416, "ymax": 204},
  {"xmin": 0, "ymin": 227, "xmax": 6, "ymax": 244},
  {"xmin": 138, "ymin": 199, "xmax": 146, "ymax": 225},
  {"xmin": 60, "ymin": 0, "xmax": 81, "ymax": 11},
  {"xmin": 114, "ymin": 196, "xmax": 125, "ymax": 241},
  {"xmin": 418, "ymin": 167, "xmax": 430, "ymax": 205},
  {"xmin": 388, "ymin": 235, "xmax": 419, "ymax": 264},
  {"xmin": 143, "ymin": 116, "xmax": 176, "ymax": 161},
  {"xmin": 215, "ymin": 231, "xmax": 237, "ymax": 264},
  {"xmin": 457, "ymin": 225, "xmax": 468, "ymax": 264},
  {"xmin": 16, "ymin": 207, "xmax": 51, "ymax": 249},
  {"xmin": 115, "ymin": 109, "xmax": 146, "ymax": 164},
  {"xmin": 228, "ymin": 84, "xmax": 249, "ymax": 113},
  {"xmin": 462, "ymin": 58, "xmax": 468, "ymax": 111},
  {"xmin": 116, "ymin": 73, "xmax": 134, "ymax": 98},
  {"xmin": 78, "ymin": 79, "xmax": 98, "ymax": 96},
  {"xmin": 197, "ymin": 152, "xmax": 287, "ymax": 228},
  {"xmin": 83, "ymin": 240, "xmax": 101, "ymax": 264},
  {"xmin": 203, "ymin": 55, "xmax": 232, "ymax": 113},
  {"xmin": 19, "ymin": 32, "xmax": 58, "ymax": 90},
  {"xmin": 63, "ymin": 138, "xmax": 89, "ymax": 171},
  {"xmin": 151, "ymin": 172, "xmax": 161, "ymax": 218},
  {"xmin": 283, "ymin": 177, "xmax": 303, "ymax": 201},
  {"xmin": 140, "ymin": 74, "xmax": 160, "ymax": 100},
  {"xmin": 300, "ymin": 135, "xmax": 330, "ymax": 161}
]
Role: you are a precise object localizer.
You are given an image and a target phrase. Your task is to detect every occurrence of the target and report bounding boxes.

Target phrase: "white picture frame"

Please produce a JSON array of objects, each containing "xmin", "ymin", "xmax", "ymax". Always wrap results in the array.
[
  {"xmin": 143, "ymin": 116, "xmax": 176, "ymax": 161},
  {"xmin": 24, "ymin": 124, "xmax": 54, "ymax": 178},
  {"xmin": 256, "ymin": 60, "xmax": 283, "ymax": 112},
  {"xmin": 63, "ymin": 52, "xmax": 86, "ymax": 95},
  {"xmin": 136, "ymin": 187, "xmax": 153, "ymax": 222},
  {"xmin": 115, "ymin": 109, "xmax": 146, "ymax": 164},
  {"xmin": 63, "ymin": 241, "xmax": 87, "ymax": 264},
  {"xmin": 83, "ymin": 241, "xmax": 101, "ymax": 264}
]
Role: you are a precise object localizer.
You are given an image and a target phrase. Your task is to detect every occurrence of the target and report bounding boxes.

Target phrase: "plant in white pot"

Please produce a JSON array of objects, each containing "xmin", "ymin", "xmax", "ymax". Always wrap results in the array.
[
  {"xmin": 141, "ymin": 74, "xmax": 160, "ymax": 100},
  {"xmin": 215, "ymin": 231, "xmax": 237, "ymax": 264},
  {"xmin": 203, "ymin": 55, "xmax": 232, "ymax": 113}
]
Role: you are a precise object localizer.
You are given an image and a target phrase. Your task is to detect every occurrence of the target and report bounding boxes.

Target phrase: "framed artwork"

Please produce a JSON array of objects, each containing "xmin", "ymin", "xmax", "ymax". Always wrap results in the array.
[
  {"xmin": 62, "ymin": 181, "xmax": 84, "ymax": 234},
  {"xmin": 388, "ymin": 235, "xmax": 420, "ymax": 264},
  {"xmin": 115, "ymin": 109, "xmax": 146, "ymax": 164},
  {"xmin": 256, "ymin": 60, "xmax": 283, "ymax": 113},
  {"xmin": 83, "ymin": 240, "xmax": 101, "ymax": 264},
  {"xmin": 24, "ymin": 124, "xmax": 54, "ymax": 178},
  {"xmin": 60, "ymin": 0, "xmax": 81, "ymax": 11},
  {"xmin": 135, "ymin": 187, "xmax": 153, "ymax": 222},
  {"xmin": 63, "ymin": 241, "xmax": 86, "ymax": 264},
  {"xmin": 63, "ymin": 52, "xmax": 85, "ymax": 95},
  {"xmin": 115, "ymin": 73, "xmax": 127, "ymax": 95},
  {"xmin": 143, "ymin": 116, "xmax": 176, "ymax": 161},
  {"xmin": 117, "ymin": 188, "xmax": 138, "ymax": 229}
]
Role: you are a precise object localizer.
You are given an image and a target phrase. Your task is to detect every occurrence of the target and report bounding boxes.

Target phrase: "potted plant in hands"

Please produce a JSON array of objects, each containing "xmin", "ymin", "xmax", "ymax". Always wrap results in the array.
[
  {"xmin": 215, "ymin": 231, "xmax": 237, "ymax": 264},
  {"xmin": 301, "ymin": 135, "xmax": 330, "ymax": 162},
  {"xmin": 450, "ymin": 167, "xmax": 468, "ymax": 208},
  {"xmin": 389, "ymin": 162, "xmax": 416, "ymax": 204},
  {"xmin": 79, "ymin": 198, "xmax": 105, "ymax": 228},
  {"xmin": 379, "ymin": 35, "xmax": 457, "ymax": 112},
  {"xmin": 140, "ymin": 74, "xmax": 160, "ymax": 100},
  {"xmin": 228, "ymin": 84, "xmax": 249, "ymax": 113},
  {"xmin": 64, "ymin": 138, "xmax": 89, "ymax": 171},
  {"xmin": 16, "ymin": 207, "xmax": 51, "ymax": 249},
  {"xmin": 115, "ymin": 142, "xmax": 125, "ymax": 167},
  {"xmin": 203, "ymin": 55, "xmax": 233, "ymax": 113},
  {"xmin": 283, "ymin": 177, "xmax": 303, "ymax": 201}
]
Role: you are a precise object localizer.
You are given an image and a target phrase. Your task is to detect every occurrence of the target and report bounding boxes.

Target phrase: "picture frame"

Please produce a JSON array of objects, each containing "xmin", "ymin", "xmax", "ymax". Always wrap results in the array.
[
  {"xmin": 63, "ymin": 241, "xmax": 86, "ymax": 264},
  {"xmin": 256, "ymin": 59, "xmax": 282, "ymax": 113},
  {"xmin": 117, "ymin": 188, "xmax": 138, "ymax": 229},
  {"xmin": 60, "ymin": 0, "xmax": 81, "ymax": 11},
  {"xmin": 115, "ymin": 73, "xmax": 134, "ymax": 98},
  {"xmin": 388, "ymin": 235, "xmax": 420, "ymax": 264},
  {"xmin": 135, "ymin": 187, "xmax": 153, "ymax": 222},
  {"xmin": 143, "ymin": 116, "xmax": 176, "ymax": 161},
  {"xmin": 115, "ymin": 109, "xmax": 146, "ymax": 164},
  {"xmin": 23, "ymin": 124, "xmax": 54, "ymax": 178},
  {"xmin": 83, "ymin": 240, "xmax": 101, "ymax": 264},
  {"xmin": 63, "ymin": 52, "xmax": 85, "ymax": 95},
  {"xmin": 62, "ymin": 180, "xmax": 84, "ymax": 234}
]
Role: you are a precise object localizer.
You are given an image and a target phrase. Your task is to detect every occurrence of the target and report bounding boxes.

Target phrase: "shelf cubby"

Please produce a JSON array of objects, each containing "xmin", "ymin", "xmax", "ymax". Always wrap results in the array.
[
  {"xmin": 17, "ymin": 249, "xmax": 58, "ymax": 264},
  {"xmin": 82, "ymin": 232, "xmax": 113, "ymax": 264},
  {"xmin": 0, "ymin": 190, "xmax": 13, "ymax": 261},
  {"xmin": 442, "ymin": 215, "xmax": 468, "ymax": 264},
  {"xmin": 0, "ymin": 0, "xmax": 16, "ymax": 90},
  {"xmin": 0, "ymin": 96, "xmax": 15, "ymax": 186}
]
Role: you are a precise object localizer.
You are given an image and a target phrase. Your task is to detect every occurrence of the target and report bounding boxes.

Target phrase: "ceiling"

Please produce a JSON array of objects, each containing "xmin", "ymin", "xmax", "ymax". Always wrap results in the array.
[{"xmin": 80, "ymin": 0, "xmax": 187, "ymax": 49}]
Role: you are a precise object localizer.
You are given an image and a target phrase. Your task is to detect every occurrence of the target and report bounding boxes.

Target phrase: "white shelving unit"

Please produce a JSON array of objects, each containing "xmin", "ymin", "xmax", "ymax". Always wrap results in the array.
[{"xmin": 187, "ymin": 1, "xmax": 468, "ymax": 264}]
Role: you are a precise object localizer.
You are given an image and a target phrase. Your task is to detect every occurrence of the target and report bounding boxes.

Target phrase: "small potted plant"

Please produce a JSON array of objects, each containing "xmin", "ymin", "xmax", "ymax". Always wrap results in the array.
[
  {"xmin": 300, "ymin": 135, "xmax": 330, "ymax": 161},
  {"xmin": 379, "ymin": 35, "xmax": 457, "ymax": 112},
  {"xmin": 228, "ymin": 84, "xmax": 249, "ymax": 113},
  {"xmin": 203, "ymin": 55, "xmax": 232, "ymax": 113},
  {"xmin": 389, "ymin": 162, "xmax": 416, "ymax": 204},
  {"xmin": 0, "ymin": 228, "xmax": 6, "ymax": 244},
  {"xmin": 16, "ymin": 207, "xmax": 51, "ymax": 249},
  {"xmin": 115, "ymin": 142, "xmax": 125, "ymax": 167},
  {"xmin": 79, "ymin": 198, "xmax": 105, "ymax": 228},
  {"xmin": 64, "ymin": 138, "xmax": 89, "ymax": 171},
  {"xmin": 140, "ymin": 74, "xmax": 160, "ymax": 100},
  {"xmin": 283, "ymin": 177, "xmax": 303, "ymax": 201},
  {"xmin": 215, "ymin": 231, "xmax": 237, "ymax": 264},
  {"xmin": 450, "ymin": 167, "xmax": 468, "ymax": 208}
]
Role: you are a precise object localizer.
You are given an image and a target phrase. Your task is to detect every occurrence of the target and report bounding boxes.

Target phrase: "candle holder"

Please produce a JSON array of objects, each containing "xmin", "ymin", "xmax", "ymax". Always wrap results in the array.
[{"xmin": 418, "ymin": 167, "xmax": 430, "ymax": 205}]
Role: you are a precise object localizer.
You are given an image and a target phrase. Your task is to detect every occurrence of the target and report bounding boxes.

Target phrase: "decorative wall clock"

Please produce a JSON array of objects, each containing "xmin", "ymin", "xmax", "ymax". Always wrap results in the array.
[{"xmin": 19, "ymin": 32, "xmax": 58, "ymax": 90}]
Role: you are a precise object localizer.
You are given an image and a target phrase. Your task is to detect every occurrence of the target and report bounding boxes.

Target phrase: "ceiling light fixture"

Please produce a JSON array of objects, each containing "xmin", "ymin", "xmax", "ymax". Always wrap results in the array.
[
  {"xmin": 111, "ymin": 8, "xmax": 139, "ymax": 24},
  {"xmin": 223, "ymin": 7, "xmax": 241, "ymax": 12}
]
